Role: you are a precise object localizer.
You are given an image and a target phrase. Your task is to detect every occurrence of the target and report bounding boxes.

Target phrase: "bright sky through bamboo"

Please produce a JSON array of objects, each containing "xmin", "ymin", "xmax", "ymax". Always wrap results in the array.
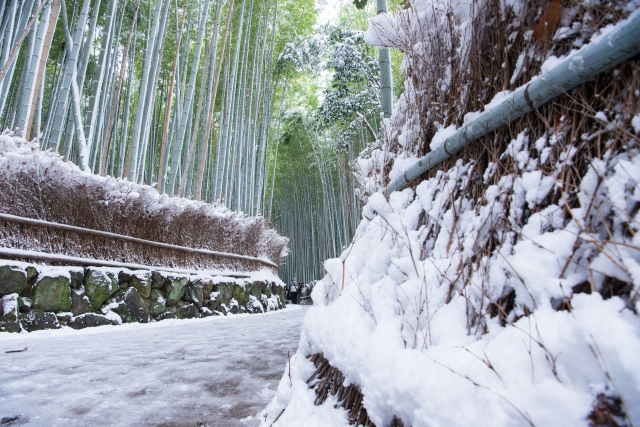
[{"xmin": 315, "ymin": 0, "xmax": 345, "ymax": 25}]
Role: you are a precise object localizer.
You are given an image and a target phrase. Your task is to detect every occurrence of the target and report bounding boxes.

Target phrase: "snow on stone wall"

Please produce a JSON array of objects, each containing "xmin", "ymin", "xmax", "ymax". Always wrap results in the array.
[{"xmin": 0, "ymin": 260, "xmax": 286, "ymax": 333}]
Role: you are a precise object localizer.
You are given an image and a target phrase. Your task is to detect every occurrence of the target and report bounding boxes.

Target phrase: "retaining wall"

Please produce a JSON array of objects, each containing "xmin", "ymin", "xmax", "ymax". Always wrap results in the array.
[{"xmin": 0, "ymin": 261, "xmax": 286, "ymax": 333}]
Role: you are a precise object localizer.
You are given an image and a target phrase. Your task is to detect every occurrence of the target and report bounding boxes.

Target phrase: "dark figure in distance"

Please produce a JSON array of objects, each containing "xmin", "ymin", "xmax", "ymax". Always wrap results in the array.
[{"xmin": 289, "ymin": 278, "xmax": 299, "ymax": 305}]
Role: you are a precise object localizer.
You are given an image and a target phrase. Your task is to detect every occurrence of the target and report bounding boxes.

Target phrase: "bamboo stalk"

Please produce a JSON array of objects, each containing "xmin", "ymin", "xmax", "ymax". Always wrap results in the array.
[
  {"xmin": 25, "ymin": 0, "xmax": 59, "ymax": 139},
  {"xmin": 195, "ymin": 0, "xmax": 234, "ymax": 200},
  {"xmin": 157, "ymin": 0, "xmax": 187, "ymax": 192},
  {"xmin": 99, "ymin": 0, "xmax": 141, "ymax": 176},
  {"xmin": 0, "ymin": 0, "xmax": 50, "ymax": 85}
]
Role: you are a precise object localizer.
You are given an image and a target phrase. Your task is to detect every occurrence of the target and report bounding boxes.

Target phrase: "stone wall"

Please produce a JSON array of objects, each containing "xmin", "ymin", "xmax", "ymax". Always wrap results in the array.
[{"xmin": 0, "ymin": 261, "xmax": 286, "ymax": 333}]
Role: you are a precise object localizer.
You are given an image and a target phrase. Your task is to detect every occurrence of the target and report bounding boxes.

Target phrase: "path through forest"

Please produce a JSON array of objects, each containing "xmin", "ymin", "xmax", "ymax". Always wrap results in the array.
[{"xmin": 0, "ymin": 306, "xmax": 306, "ymax": 427}]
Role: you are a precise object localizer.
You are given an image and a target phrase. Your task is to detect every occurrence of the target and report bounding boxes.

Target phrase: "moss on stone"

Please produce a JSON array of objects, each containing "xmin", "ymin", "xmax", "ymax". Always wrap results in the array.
[
  {"xmin": 185, "ymin": 280, "xmax": 204, "ymax": 308},
  {"xmin": 147, "ymin": 289, "xmax": 167, "ymax": 317},
  {"xmin": 33, "ymin": 275, "xmax": 72, "ymax": 312},
  {"xmin": 164, "ymin": 276, "xmax": 188, "ymax": 306},
  {"xmin": 84, "ymin": 269, "xmax": 119, "ymax": 310},
  {"xmin": 214, "ymin": 283, "xmax": 233, "ymax": 306},
  {"xmin": 130, "ymin": 273, "xmax": 152, "ymax": 299},
  {"xmin": 0, "ymin": 265, "xmax": 28, "ymax": 296},
  {"xmin": 232, "ymin": 284, "xmax": 249, "ymax": 306}
]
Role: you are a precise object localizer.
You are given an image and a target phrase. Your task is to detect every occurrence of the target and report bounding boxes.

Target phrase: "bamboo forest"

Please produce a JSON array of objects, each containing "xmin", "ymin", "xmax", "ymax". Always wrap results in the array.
[
  {"xmin": 3, "ymin": 0, "xmax": 640, "ymax": 423},
  {"xmin": 0, "ymin": 0, "xmax": 399, "ymax": 285}
]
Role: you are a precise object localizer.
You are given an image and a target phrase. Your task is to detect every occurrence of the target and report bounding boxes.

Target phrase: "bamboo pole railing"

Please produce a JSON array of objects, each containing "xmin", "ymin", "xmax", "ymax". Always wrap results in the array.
[
  {"xmin": 384, "ymin": 10, "xmax": 640, "ymax": 195},
  {"xmin": 0, "ymin": 212, "xmax": 278, "ymax": 269},
  {"xmin": 0, "ymin": 247, "xmax": 253, "ymax": 278}
]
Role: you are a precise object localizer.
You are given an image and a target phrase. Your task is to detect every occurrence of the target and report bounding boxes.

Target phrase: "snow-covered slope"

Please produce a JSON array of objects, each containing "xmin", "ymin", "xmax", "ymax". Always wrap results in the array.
[
  {"xmin": 265, "ymin": 147, "xmax": 640, "ymax": 426},
  {"xmin": 263, "ymin": 0, "xmax": 640, "ymax": 424}
]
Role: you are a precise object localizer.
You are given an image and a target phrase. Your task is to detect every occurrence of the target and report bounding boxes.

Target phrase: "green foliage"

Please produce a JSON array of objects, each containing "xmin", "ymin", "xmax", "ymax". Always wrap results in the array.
[
  {"xmin": 353, "ymin": 0, "xmax": 368, "ymax": 9},
  {"xmin": 317, "ymin": 27, "xmax": 379, "ymax": 128}
]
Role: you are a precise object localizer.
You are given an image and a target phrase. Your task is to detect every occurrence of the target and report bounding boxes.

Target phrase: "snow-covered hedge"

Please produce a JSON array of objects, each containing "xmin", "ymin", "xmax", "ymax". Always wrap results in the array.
[
  {"xmin": 263, "ymin": 0, "xmax": 640, "ymax": 424},
  {"xmin": 0, "ymin": 133, "xmax": 288, "ymax": 267}
]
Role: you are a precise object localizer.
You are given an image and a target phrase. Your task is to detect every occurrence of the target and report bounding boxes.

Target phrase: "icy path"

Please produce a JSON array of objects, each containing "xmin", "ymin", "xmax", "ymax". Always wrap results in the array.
[{"xmin": 0, "ymin": 306, "xmax": 306, "ymax": 427}]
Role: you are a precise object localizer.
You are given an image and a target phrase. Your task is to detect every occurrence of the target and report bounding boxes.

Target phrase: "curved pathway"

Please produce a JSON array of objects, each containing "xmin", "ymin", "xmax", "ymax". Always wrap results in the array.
[{"xmin": 0, "ymin": 306, "xmax": 306, "ymax": 427}]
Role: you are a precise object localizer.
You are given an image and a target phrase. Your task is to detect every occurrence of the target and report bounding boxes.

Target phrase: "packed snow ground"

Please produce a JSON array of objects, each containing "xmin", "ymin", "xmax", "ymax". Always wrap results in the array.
[{"xmin": 0, "ymin": 306, "xmax": 306, "ymax": 426}]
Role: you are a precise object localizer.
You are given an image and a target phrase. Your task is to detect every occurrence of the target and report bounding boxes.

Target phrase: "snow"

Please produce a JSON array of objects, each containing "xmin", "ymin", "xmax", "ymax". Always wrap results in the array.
[
  {"xmin": 2, "ymin": 294, "xmax": 18, "ymax": 319},
  {"xmin": 99, "ymin": 304, "xmax": 124, "ymax": 324},
  {"xmin": 484, "ymin": 90, "xmax": 512, "ymax": 112},
  {"xmin": 632, "ymin": 114, "xmax": 640, "ymax": 134},
  {"xmin": 0, "ymin": 306, "xmax": 307, "ymax": 426},
  {"xmin": 510, "ymin": 48, "xmax": 529, "ymax": 84},
  {"xmin": 595, "ymin": 111, "xmax": 609, "ymax": 122},
  {"xmin": 36, "ymin": 266, "xmax": 72, "ymax": 281},
  {"xmin": 540, "ymin": 54, "xmax": 567, "ymax": 74},
  {"xmin": 0, "ymin": 249, "xmax": 285, "ymax": 286},
  {"xmin": 315, "ymin": 0, "xmax": 346, "ymax": 26},
  {"xmin": 0, "ymin": 261, "xmax": 286, "ymax": 304},
  {"xmin": 264, "ymin": 131, "xmax": 640, "ymax": 426},
  {"xmin": 360, "ymin": 0, "xmax": 640, "ymax": 202},
  {"xmin": 294, "ymin": 0, "xmax": 640, "ymax": 425},
  {"xmin": 429, "ymin": 124, "xmax": 458, "ymax": 151},
  {"xmin": 364, "ymin": 0, "xmax": 478, "ymax": 51},
  {"xmin": 387, "ymin": 156, "xmax": 419, "ymax": 182}
]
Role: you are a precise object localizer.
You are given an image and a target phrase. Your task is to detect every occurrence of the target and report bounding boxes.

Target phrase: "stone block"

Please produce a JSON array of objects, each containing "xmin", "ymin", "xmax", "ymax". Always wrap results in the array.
[
  {"xmin": 151, "ymin": 271, "xmax": 168, "ymax": 288},
  {"xmin": 0, "ymin": 265, "xmax": 28, "ymax": 296},
  {"xmin": 163, "ymin": 276, "xmax": 188, "ymax": 306},
  {"xmin": 68, "ymin": 313, "xmax": 119, "ymax": 329},
  {"xmin": 120, "ymin": 287, "xmax": 149, "ymax": 322},
  {"xmin": 156, "ymin": 311, "xmax": 176, "ymax": 321},
  {"xmin": 147, "ymin": 289, "xmax": 167, "ymax": 317},
  {"xmin": 204, "ymin": 292, "xmax": 221, "ymax": 313},
  {"xmin": 185, "ymin": 280, "xmax": 204, "ymax": 308},
  {"xmin": 71, "ymin": 289, "xmax": 93, "ymax": 316},
  {"xmin": 0, "ymin": 294, "xmax": 20, "ymax": 332},
  {"xmin": 120, "ymin": 270, "xmax": 152, "ymax": 298},
  {"xmin": 32, "ymin": 273, "xmax": 72, "ymax": 312},
  {"xmin": 69, "ymin": 268, "xmax": 85, "ymax": 289},
  {"xmin": 213, "ymin": 282, "xmax": 233, "ymax": 306},
  {"xmin": 21, "ymin": 309, "xmax": 60, "ymax": 332},
  {"xmin": 18, "ymin": 296, "xmax": 32, "ymax": 313},
  {"xmin": 84, "ymin": 269, "xmax": 119, "ymax": 310},
  {"xmin": 175, "ymin": 303, "xmax": 198, "ymax": 319},
  {"xmin": 202, "ymin": 279, "xmax": 214, "ymax": 300},
  {"xmin": 232, "ymin": 284, "xmax": 249, "ymax": 306}
]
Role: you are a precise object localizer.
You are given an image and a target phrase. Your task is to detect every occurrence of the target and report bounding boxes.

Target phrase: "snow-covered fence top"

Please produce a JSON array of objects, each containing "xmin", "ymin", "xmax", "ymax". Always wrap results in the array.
[
  {"xmin": 385, "ymin": 9, "xmax": 640, "ymax": 195},
  {"xmin": 0, "ymin": 134, "xmax": 288, "ymax": 273}
]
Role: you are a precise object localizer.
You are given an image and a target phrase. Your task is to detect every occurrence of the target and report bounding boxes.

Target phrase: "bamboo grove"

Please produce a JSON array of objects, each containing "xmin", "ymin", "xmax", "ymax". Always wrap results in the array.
[
  {"xmin": 0, "ymin": 0, "xmax": 316, "ymax": 214},
  {"xmin": 271, "ymin": 8, "xmax": 400, "ymax": 284},
  {"xmin": 272, "ymin": 108, "xmax": 369, "ymax": 285}
]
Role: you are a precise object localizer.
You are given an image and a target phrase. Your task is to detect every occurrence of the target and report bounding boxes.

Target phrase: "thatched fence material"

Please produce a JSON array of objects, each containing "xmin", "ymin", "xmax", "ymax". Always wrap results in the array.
[
  {"xmin": 0, "ymin": 213, "xmax": 276, "ymax": 273},
  {"xmin": 0, "ymin": 139, "xmax": 288, "ymax": 273}
]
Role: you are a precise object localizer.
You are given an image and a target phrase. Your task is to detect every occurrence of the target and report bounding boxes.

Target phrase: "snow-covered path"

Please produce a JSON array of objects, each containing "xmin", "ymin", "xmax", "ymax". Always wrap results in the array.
[{"xmin": 0, "ymin": 306, "xmax": 306, "ymax": 427}]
